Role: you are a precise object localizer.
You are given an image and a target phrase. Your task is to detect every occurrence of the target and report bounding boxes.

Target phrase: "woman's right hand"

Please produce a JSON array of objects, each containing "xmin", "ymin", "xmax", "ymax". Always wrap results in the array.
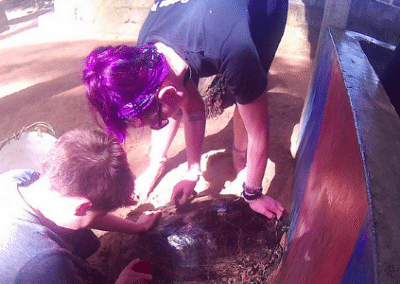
[
  {"xmin": 134, "ymin": 159, "xmax": 166, "ymax": 202},
  {"xmin": 171, "ymin": 179, "xmax": 198, "ymax": 206}
]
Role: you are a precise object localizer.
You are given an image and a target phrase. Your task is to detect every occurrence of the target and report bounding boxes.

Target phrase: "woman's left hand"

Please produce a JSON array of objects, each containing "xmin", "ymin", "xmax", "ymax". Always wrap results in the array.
[{"xmin": 249, "ymin": 195, "xmax": 284, "ymax": 220}]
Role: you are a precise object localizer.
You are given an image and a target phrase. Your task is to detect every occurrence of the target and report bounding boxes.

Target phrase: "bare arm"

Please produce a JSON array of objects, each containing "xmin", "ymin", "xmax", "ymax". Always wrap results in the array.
[
  {"xmin": 182, "ymin": 79, "xmax": 206, "ymax": 172},
  {"xmin": 237, "ymin": 92, "xmax": 284, "ymax": 219},
  {"xmin": 89, "ymin": 211, "xmax": 161, "ymax": 233},
  {"xmin": 156, "ymin": 42, "xmax": 205, "ymax": 173},
  {"xmin": 171, "ymin": 79, "xmax": 206, "ymax": 206},
  {"xmin": 236, "ymin": 93, "xmax": 269, "ymax": 187}
]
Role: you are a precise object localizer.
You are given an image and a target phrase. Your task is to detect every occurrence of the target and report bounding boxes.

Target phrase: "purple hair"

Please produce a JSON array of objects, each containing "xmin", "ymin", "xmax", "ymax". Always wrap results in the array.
[{"xmin": 82, "ymin": 45, "xmax": 169, "ymax": 142}]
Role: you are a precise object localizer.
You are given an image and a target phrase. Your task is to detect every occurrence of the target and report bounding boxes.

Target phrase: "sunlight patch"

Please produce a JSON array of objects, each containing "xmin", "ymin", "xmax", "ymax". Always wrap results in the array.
[{"xmin": 0, "ymin": 81, "xmax": 37, "ymax": 99}]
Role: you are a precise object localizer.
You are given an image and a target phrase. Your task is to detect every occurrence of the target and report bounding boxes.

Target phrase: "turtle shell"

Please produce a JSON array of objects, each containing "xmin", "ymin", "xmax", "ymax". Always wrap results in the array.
[{"xmin": 126, "ymin": 195, "xmax": 289, "ymax": 283}]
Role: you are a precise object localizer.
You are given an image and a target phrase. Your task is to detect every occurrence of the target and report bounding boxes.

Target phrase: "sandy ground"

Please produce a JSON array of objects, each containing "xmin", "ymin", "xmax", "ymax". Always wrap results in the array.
[{"xmin": 0, "ymin": 17, "xmax": 314, "ymax": 282}]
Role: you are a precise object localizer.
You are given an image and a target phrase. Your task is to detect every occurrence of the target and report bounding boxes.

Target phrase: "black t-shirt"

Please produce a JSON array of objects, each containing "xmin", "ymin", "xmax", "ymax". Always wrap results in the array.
[{"xmin": 138, "ymin": 0, "xmax": 271, "ymax": 104}]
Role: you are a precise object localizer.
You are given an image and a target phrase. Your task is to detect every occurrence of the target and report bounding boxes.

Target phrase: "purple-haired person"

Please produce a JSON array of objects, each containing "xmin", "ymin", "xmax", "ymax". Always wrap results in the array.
[{"xmin": 82, "ymin": 0, "xmax": 287, "ymax": 220}]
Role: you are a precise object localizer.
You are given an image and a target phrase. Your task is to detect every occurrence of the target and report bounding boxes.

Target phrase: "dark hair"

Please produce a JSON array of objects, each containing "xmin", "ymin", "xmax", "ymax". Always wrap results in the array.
[
  {"xmin": 41, "ymin": 129, "xmax": 134, "ymax": 211},
  {"xmin": 82, "ymin": 45, "xmax": 168, "ymax": 142}
]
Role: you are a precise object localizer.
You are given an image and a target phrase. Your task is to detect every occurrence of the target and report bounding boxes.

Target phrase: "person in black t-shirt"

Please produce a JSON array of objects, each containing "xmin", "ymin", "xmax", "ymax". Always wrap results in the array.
[{"xmin": 83, "ymin": 0, "xmax": 288, "ymax": 219}]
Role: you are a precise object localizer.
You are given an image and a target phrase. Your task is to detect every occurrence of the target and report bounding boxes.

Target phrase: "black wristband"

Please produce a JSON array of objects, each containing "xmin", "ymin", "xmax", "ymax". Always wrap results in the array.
[
  {"xmin": 242, "ymin": 190, "xmax": 263, "ymax": 202},
  {"xmin": 242, "ymin": 182, "xmax": 263, "ymax": 194},
  {"xmin": 242, "ymin": 182, "xmax": 263, "ymax": 203}
]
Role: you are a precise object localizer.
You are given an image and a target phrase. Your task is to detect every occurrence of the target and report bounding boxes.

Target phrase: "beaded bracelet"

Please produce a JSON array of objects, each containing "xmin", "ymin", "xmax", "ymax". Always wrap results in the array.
[{"xmin": 242, "ymin": 182, "xmax": 263, "ymax": 203}]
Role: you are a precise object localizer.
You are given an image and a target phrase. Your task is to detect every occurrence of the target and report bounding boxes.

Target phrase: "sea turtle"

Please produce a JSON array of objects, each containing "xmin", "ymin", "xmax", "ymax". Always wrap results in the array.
[{"xmin": 125, "ymin": 194, "xmax": 289, "ymax": 283}]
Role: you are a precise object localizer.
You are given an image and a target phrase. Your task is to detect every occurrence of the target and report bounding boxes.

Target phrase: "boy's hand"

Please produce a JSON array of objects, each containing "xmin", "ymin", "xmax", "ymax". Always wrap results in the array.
[
  {"xmin": 136, "ymin": 211, "xmax": 161, "ymax": 233},
  {"xmin": 115, "ymin": 259, "xmax": 152, "ymax": 284}
]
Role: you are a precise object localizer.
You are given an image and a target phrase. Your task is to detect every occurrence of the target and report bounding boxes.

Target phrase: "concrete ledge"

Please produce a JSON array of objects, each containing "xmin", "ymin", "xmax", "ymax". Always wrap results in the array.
[
  {"xmin": 38, "ymin": 0, "xmax": 320, "ymax": 57},
  {"xmin": 41, "ymin": 0, "xmax": 152, "ymax": 39}
]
